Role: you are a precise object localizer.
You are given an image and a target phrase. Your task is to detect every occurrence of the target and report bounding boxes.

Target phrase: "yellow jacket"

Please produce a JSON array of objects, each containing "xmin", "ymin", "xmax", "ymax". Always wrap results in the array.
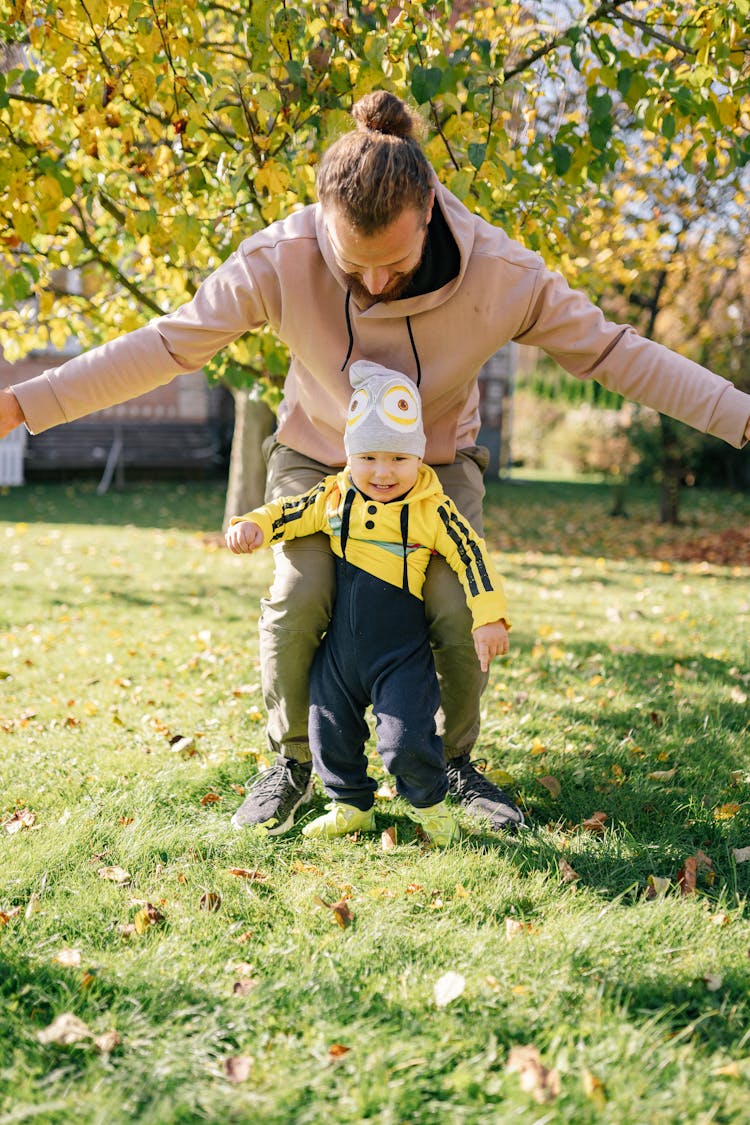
[{"xmin": 234, "ymin": 465, "xmax": 509, "ymax": 630}]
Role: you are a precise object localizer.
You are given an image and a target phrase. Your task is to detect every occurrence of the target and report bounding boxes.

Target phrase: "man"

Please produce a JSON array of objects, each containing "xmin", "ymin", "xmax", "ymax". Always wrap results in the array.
[{"xmin": 2, "ymin": 91, "xmax": 749, "ymax": 836}]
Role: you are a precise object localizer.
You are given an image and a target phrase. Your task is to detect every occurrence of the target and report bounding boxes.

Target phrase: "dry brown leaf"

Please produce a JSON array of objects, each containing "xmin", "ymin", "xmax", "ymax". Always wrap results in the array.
[
  {"xmin": 677, "ymin": 850, "xmax": 713, "ymax": 896},
  {"xmin": 133, "ymin": 904, "xmax": 165, "ymax": 934},
  {"xmin": 645, "ymin": 875, "xmax": 671, "ymax": 899},
  {"xmin": 224, "ymin": 1056, "xmax": 253, "ymax": 1084},
  {"xmin": 94, "ymin": 1030, "xmax": 122, "ymax": 1054},
  {"xmin": 200, "ymin": 892, "xmax": 222, "ymax": 913},
  {"xmin": 713, "ymin": 803, "xmax": 741, "ymax": 821},
  {"xmin": 37, "ymin": 1012, "xmax": 92, "ymax": 1046},
  {"xmin": 648, "ymin": 768, "xmax": 677, "ymax": 781},
  {"xmin": 582, "ymin": 1069, "xmax": 606, "ymax": 1107},
  {"xmin": 4, "ymin": 808, "xmax": 36, "ymax": 835},
  {"xmin": 537, "ymin": 775, "xmax": 561, "ymax": 798},
  {"xmin": 315, "ymin": 895, "xmax": 353, "ymax": 929},
  {"xmin": 505, "ymin": 918, "xmax": 537, "ymax": 940},
  {"xmin": 581, "ymin": 811, "xmax": 607, "ymax": 834},
  {"xmin": 559, "ymin": 860, "xmax": 580, "ymax": 884},
  {"xmin": 291, "ymin": 860, "xmax": 325, "ymax": 876},
  {"xmin": 227, "ymin": 867, "xmax": 268, "ymax": 883},
  {"xmin": 381, "ymin": 826, "xmax": 398, "ymax": 851},
  {"xmin": 97, "ymin": 865, "xmax": 131, "ymax": 885},
  {"xmin": 507, "ymin": 1045, "xmax": 561, "ymax": 1104},
  {"xmin": 328, "ymin": 1043, "xmax": 351, "ymax": 1060},
  {"xmin": 199, "ymin": 792, "xmax": 221, "ymax": 805},
  {"xmin": 233, "ymin": 978, "xmax": 259, "ymax": 996}
]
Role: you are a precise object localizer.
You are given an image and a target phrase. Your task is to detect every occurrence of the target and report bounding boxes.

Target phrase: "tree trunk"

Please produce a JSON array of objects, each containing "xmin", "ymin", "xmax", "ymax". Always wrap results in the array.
[
  {"xmin": 222, "ymin": 390, "xmax": 276, "ymax": 531},
  {"xmin": 659, "ymin": 414, "xmax": 682, "ymax": 525}
]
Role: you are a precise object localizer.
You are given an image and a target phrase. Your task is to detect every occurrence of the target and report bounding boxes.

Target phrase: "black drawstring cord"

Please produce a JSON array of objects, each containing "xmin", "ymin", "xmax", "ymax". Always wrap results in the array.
[
  {"xmin": 406, "ymin": 316, "xmax": 421, "ymax": 388},
  {"xmin": 340, "ymin": 289, "xmax": 354, "ymax": 372},
  {"xmin": 400, "ymin": 505, "xmax": 410, "ymax": 592},
  {"xmin": 339, "ymin": 292, "xmax": 422, "ymax": 389},
  {"xmin": 340, "ymin": 487, "xmax": 356, "ymax": 564}
]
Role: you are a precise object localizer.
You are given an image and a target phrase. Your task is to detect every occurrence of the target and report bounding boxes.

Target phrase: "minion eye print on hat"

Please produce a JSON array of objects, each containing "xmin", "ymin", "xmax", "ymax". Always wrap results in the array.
[{"xmin": 344, "ymin": 360, "xmax": 426, "ymax": 459}]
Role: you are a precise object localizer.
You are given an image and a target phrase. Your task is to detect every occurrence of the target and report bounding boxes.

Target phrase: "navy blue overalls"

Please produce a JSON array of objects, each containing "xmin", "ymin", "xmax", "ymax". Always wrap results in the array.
[{"xmin": 308, "ymin": 487, "xmax": 448, "ymax": 811}]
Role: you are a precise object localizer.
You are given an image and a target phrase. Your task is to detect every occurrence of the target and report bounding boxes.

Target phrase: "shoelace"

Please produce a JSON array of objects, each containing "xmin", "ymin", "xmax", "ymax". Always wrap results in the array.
[
  {"xmin": 447, "ymin": 758, "xmax": 505, "ymax": 800},
  {"xmin": 252, "ymin": 764, "xmax": 298, "ymax": 799}
]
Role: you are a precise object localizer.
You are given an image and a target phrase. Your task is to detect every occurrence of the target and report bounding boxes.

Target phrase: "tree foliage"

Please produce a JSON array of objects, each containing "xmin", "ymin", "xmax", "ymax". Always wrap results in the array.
[{"xmin": 0, "ymin": 0, "xmax": 748, "ymax": 399}]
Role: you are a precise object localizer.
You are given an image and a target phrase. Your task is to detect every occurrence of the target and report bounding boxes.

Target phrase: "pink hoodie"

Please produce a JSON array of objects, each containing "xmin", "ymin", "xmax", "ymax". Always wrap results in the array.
[{"xmin": 13, "ymin": 175, "xmax": 750, "ymax": 464}]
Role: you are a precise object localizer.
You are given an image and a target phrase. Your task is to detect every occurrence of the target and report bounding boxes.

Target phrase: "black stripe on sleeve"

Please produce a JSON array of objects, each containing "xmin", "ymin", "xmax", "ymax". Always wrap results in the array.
[{"xmin": 269, "ymin": 481, "xmax": 327, "ymax": 542}]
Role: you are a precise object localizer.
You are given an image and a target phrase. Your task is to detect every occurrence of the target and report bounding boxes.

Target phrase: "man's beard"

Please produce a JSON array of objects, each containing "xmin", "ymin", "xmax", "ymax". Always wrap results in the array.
[{"xmin": 345, "ymin": 246, "xmax": 426, "ymax": 306}]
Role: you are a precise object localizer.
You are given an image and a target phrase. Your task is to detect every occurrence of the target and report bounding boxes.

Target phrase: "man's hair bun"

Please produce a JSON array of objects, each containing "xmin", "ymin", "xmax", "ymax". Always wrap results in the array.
[{"xmin": 352, "ymin": 91, "xmax": 420, "ymax": 140}]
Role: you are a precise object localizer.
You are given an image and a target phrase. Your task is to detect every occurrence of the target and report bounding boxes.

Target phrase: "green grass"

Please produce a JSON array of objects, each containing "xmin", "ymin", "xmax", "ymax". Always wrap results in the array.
[{"xmin": 1, "ymin": 477, "xmax": 749, "ymax": 1124}]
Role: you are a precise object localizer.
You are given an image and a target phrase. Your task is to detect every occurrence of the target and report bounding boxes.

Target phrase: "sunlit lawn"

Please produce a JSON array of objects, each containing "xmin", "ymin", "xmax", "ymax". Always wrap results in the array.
[{"xmin": 1, "ymin": 476, "xmax": 749, "ymax": 1123}]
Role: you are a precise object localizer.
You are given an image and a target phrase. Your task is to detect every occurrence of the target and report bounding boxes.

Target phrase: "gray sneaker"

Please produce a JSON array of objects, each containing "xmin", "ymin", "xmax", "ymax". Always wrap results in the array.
[
  {"xmin": 446, "ymin": 755, "xmax": 525, "ymax": 831},
  {"xmin": 231, "ymin": 757, "xmax": 313, "ymax": 834}
]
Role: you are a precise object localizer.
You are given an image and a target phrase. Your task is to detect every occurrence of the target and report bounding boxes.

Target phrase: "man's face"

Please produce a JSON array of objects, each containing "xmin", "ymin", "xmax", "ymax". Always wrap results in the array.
[
  {"xmin": 326, "ymin": 195, "xmax": 433, "ymax": 304},
  {"xmin": 349, "ymin": 452, "xmax": 422, "ymax": 501}
]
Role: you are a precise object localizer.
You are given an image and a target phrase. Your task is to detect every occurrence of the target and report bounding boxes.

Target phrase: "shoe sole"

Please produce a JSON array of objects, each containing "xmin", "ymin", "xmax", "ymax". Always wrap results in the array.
[{"xmin": 231, "ymin": 777, "xmax": 314, "ymax": 834}]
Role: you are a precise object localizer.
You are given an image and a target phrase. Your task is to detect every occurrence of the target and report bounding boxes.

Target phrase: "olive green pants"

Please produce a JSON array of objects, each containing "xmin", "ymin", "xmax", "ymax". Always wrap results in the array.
[{"xmin": 257, "ymin": 438, "xmax": 491, "ymax": 765}]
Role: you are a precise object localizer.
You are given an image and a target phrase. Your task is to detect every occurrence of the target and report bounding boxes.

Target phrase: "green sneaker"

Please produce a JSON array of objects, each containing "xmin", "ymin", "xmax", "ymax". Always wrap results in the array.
[
  {"xmin": 301, "ymin": 801, "xmax": 376, "ymax": 839},
  {"xmin": 410, "ymin": 800, "xmax": 459, "ymax": 847}
]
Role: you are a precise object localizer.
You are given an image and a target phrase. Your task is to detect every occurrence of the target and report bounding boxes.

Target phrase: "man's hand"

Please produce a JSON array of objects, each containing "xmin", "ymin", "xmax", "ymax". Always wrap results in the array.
[
  {"xmin": 473, "ymin": 620, "xmax": 510, "ymax": 672},
  {"xmin": 0, "ymin": 389, "xmax": 24, "ymax": 439},
  {"xmin": 225, "ymin": 520, "xmax": 264, "ymax": 554}
]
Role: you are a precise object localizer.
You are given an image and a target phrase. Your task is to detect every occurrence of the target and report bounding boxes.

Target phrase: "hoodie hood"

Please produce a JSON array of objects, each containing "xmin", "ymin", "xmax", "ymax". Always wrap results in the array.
[{"xmin": 315, "ymin": 171, "xmax": 476, "ymax": 319}]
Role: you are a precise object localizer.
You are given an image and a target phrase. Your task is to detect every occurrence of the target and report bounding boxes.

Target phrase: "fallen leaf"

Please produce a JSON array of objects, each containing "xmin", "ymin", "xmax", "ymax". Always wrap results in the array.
[
  {"xmin": 25, "ymin": 893, "xmax": 42, "ymax": 919},
  {"xmin": 97, "ymin": 866, "xmax": 131, "ymax": 885},
  {"xmin": 227, "ymin": 867, "xmax": 268, "ymax": 882},
  {"xmin": 328, "ymin": 1043, "xmax": 350, "ymax": 1060},
  {"xmin": 677, "ymin": 850, "xmax": 713, "ymax": 896},
  {"xmin": 3, "ymin": 808, "xmax": 36, "ymax": 834},
  {"xmin": 711, "ymin": 912, "xmax": 731, "ymax": 927},
  {"xmin": 703, "ymin": 972, "xmax": 723, "ymax": 992},
  {"xmin": 37, "ymin": 1013, "xmax": 92, "ymax": 1046},
  {"xmin": 505, "ymin": 918, "xmax": 535, "ymax": 940},
  {"xmin": 314, "ymin": 895, "xmax": 351, "ymax": 928},
  {"xmin": 404, "ymin": 883, "xmax": 423, "ymax": 894},
  {"xmin": 712, "ymin": 1062, "xmax": 741, "ymax": 1078},
  {"xmin": 581, "ymin": 811, "xmax": 607, "ymax": 834},
  {"xmin": 434, "ymin": 971, "xmax": 466, "ymax": 1008},
  {"xmin": 200, "ymin": 792, "xmax": 221, "ymax": 805},
  {"xmin": 732, "ymin": 846, "xmax": 750, "ymax": 863},
  {"xmin": 536, "ymin": 775, "xmax": 561, "ymax": 798},
  {"xmin": 291, "ymin": 861, "xmax": 324, "ymax": 876},
  {"xmin": 530, "ymin": 737, "xmax": 547, "ymax": 756},
  {"xmin": 134, "ymin": 904, "xmax": 165, "ymax": 933},
  {"xmin": 645, "ymin": 875, "xmax": 671, "ymax": 899},
  {"xmin": 200, "ymin": 892, "xmax": 222, "ymax": 913},
  {"xmin": 648, "ymin": 768, "xmax": 676, "ymax": 781},
  {"xmin": 582, "ymin": 1069, "xmax": 606, "ymax": 1107},
  {"xmin": 224, "ymin": 1056, "xmax": 253, "ymax": 1084},
  {"xmin": 713, "ymin": 803, "xmax": 741, "ymax": 821},
  {"xmin": 93, "ymin": 1030, "xmax": 121, "ymax": 1053},
  {"xmin": 507, "ymin": 1045, "xmax": 561, "ymax": 1104},
  {"xmin": 381, "ymin": 826, "xmax": 398, "ymax": 851},
  {"xmin": 54, "ymin": 949, "xmax": 82, "ymax": 967},
  {"xmin": 558, "ymin": 860, "xmax": 580, "ymax": 884},
  {"xmin": 233, "ymin": 977, "xmax": 258, "ymax": 996}
]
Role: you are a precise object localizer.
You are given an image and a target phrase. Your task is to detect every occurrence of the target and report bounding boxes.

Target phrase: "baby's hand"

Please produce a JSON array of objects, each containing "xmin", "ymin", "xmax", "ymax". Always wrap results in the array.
[
  {"xmin": 225, "ymin": 521, "xmax": 264, "ymax": 554},
  {"xmin": 473, "ymin": 620, "xmax": 510, "ymax": 672}
]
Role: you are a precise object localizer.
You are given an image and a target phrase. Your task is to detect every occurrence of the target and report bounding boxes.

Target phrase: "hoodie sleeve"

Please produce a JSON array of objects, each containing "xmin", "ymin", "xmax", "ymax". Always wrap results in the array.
[
  {"xmin": 12, "ymin": 240, "xmax": 276, "ymax": 434},
  {"xmin": 231, "ymin": 477, "xmax": 336, "ymax": 546},
  {"xmin": 513, "ymin": 262, "xmax": 749, "ymax": 448},
  {"xmin": 431, "ymin": 498, "xmax": 510, "ymax": 629}
]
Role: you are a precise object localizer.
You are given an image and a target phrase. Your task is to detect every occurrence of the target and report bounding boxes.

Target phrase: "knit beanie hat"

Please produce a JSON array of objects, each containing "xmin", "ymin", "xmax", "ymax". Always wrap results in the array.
[{"xmin": 344, "ymin": 360, "xmax": 426, "ymax": 458}]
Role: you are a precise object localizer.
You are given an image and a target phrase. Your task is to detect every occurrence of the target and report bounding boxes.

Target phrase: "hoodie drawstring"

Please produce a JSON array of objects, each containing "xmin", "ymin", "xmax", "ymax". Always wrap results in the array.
[
  {"xmin": 340, "ymin": 293, "xmax": 422, "ymax": 388},
  {"xmin": 400, "ymin": 505, "xmax": 410, "ymax": 592}
]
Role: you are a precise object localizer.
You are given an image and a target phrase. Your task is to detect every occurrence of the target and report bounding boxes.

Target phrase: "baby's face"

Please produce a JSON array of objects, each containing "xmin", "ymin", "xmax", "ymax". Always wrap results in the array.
[{"xmin": 348, "ymin": 452, "xmax": 422, "ymax": 501}]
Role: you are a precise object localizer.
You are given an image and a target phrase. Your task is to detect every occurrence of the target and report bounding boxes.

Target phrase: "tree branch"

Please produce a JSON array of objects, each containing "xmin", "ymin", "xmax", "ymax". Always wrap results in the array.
[{"xmin": 69, "ymin": 204, "xmax": 167, "ymax": 317}]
